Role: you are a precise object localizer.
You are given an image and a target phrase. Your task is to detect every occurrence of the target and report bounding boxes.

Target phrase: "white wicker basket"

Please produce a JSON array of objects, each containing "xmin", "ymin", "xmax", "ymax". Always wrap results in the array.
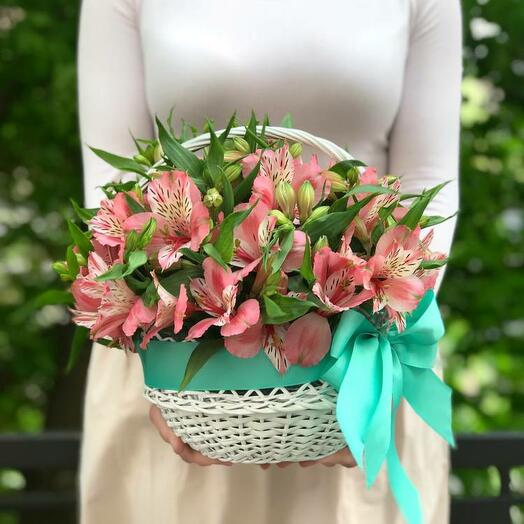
[{"xmin": 144, "ymin": 126, "xmax": 359, "ymax": 464}]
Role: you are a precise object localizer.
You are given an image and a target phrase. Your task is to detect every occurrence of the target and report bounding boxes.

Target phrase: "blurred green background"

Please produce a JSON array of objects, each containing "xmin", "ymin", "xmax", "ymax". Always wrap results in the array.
[{"xmin": 0, "ymin": 0, "xmax": 523, "ymax": 520}]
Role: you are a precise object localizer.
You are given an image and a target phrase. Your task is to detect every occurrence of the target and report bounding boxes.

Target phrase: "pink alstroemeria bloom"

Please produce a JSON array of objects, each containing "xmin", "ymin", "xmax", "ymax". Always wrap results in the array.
[
  {"xmin": 186, "ymin": 257, "xmax": 260, "ymax": 341},
  {"xmin": 123, "ymin": 170, "xmax": 210, "ymax": 271},
  {"xmin": 70, "ymin": 251, "xmax": 152, "ymax": 351},
  {"xmin": 362, "ymin": 225, "xmax": 426, "ymax": 327},
  {"xmin": 224, "ymin": 319, "xmax": 290, "ymax": 374},
  {"xmin": 231, "ymin": 202, "xmax": 276, "ymax": 268},
  {"xmin": 248, "ymin": 145, "xmax": 329, "ymax": 211},
  {"xmin": 312, "ymin": 246, "xmax": 373, "ymax": 313},
  {"xmin": 412, "ymin": 228, "xmax": 448, "ymax": 292},
  {"xmin": 140, "ymin": 273, "xmax": 189, "ymax": 349},
  {"xmin": 90, "ymin": 192, "xmax": 136, "ymax": 248},
  {"xmin": 284, "ymin": 312, "xmax": 332, "ymax": 367}
]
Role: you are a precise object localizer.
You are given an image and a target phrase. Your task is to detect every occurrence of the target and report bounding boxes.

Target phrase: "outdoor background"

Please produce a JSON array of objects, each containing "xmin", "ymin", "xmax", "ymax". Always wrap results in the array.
[{"xmin": 0, "ymin": 0, "xmax": 523, "ymax": 522}]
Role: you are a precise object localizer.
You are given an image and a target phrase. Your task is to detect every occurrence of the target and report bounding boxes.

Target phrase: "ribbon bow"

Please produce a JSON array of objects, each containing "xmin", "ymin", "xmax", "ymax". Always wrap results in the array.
[{"xmin": 321, "ymin": 289, "xmax": 455, "ymax": 524}]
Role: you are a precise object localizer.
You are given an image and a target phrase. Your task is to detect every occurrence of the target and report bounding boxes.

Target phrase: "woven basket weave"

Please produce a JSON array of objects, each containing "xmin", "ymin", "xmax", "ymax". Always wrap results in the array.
[{"xmin": 144, "ymin": 126, "xmax": 360, "ymax": 464}]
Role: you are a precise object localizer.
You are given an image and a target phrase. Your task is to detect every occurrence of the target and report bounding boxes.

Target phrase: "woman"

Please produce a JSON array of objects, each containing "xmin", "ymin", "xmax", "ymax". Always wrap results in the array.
[{"xmin": 78, "ymin": 0, "xmax": 462, "ymax": 522}]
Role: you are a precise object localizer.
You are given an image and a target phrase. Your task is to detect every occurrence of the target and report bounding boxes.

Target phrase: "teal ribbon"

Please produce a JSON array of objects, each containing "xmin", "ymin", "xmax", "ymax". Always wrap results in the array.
[
  {"xmin": 137, "ymin": 289, "xmax": 453, "ymax": 524},
  {"xmin": 321, "ymin": 289, "xmax": 454, "ymax": 524}
]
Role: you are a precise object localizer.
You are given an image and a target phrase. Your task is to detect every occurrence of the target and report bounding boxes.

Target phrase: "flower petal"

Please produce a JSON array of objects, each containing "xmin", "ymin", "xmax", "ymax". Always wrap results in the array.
[
  {"xmin": 224, "ymin": 319, "xmax": 263, "ymax": 358},
  {"xmin": 220, "ymin": 299, "xmax": 260, "ymax": 337},
  {"xmin": 284, "ymin": 313, "xmax": 332, "ymax": 367}
]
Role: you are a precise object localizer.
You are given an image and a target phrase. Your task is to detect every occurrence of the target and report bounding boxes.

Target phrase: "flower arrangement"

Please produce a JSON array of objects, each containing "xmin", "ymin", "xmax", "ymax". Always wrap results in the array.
[{"xmin": 54, "ymin": 112, "xmax": 452, "ymax": 383}]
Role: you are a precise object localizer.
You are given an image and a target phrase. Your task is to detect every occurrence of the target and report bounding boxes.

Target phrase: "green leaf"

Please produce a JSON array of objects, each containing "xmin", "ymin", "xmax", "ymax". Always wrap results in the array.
[
  {"xmin": 220, "ymin": 171, "xmax": 234, "ymax": 216},
  {"xmin": 301, "ymin": 194, "xmax": 375, "ymax": 245},
  {"xmin": 67, "ymin": 220, "xmax": 93, "ymax": 259},
  {"xmin": 270, "ymin": 229, "xmax": 294, "ymax": 273},
  {"xmin": 65, "ymin": 325, "xmax": 90, "ymax": 374},
  {"xmin": 89, "ymin": 147, "xmax": 147, "ymax": 175},
  {"xmin": 244, "ymin": 111, "xmax": 259, "ymax": 151},
  {"xmin": 203, "ymin": 243, "xmax": 229, "ymax": 269},
  {"xmin": 213, "ymin": 203, "xmax": 256, "ymax": 263},
  {"xmin": 244, "ymin": 126, "xmax": 270, "ymax": 149},
  {"xmin": 299, "ymin": 237, "xmax": 315, "ymax": 284},
  {"xmin": 398, "ymin": 181, "xmax": 451, "ymax": 230},
  {"xmin": 137, "ymin": 218, "xmax": 157, "ymax": 248},
  {"xmin": 160, "ymin": 266, "xmax": 203, "ymax": 295},
  {"xmin": 218, "ymin": 112, "xmax": 237, "ymax": 144},
  {"xmin": 179, "ymin": 339, "xmax": 223, "ymax": 390},
  {"xmin": 156, "ymin": 116, "xmax": 204, "ymax": 180},
  {"xmin": 124, "ymin": 193, "xmax": 146, "ymax": 214},
  {"xmin": 328, "ymin": 195, "xmax": 349, "ymax": 213},
  {"xmin": 70, "ymin": 198, "xmax": 98, "ymax": 223},
  {"xmin": 262, "ymin": 294, "xmax": 317, "ymax": 324},
  {"xmin": 419, "ymin": 258, "xmax": 449, "ymax": 270},
  {"xmin": 327, "ymin": 159, "xmax": 367, "ymax": 177},
  {"xmin": 421, "ymin": 212, "xmax": 458, "ymax": 228},
  {"xmin": 345, "ymin": 184, "xmax": 397, "ymax": 197},
  {"xmin": 142, "ymin": 279, "xmax": 159, "ymax": 308},
  {"xmin": 66, "ymin": 244, "xmax": 79, "ymax": 279},
  {"xmin": 36, "ymin": 289, "xmax": 74, "ymax": 308},
  {"xmin": 206, "ymin": 125, "xmax": 224, "ymax": 185},
  {"xmin": 95, "ymin": 250, "xmax": 148, "ymax": 282},
  {"xmin": 179, "ymin": 248, "xmax": 206, "ymax": 264},
  {"xmin": 234, "ymin": 160, "xmax": 260, "ymax": 204},
  {"xmin": 280, "ymin": 113, "xmax": 294, "ymax": 128}
]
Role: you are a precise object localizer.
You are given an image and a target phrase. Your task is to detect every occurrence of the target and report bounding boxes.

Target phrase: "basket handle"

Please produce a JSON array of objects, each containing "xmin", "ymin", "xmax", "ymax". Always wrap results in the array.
[{"xmin": 181, "ymin": 125, "xmax": 354, "ymax": 163}]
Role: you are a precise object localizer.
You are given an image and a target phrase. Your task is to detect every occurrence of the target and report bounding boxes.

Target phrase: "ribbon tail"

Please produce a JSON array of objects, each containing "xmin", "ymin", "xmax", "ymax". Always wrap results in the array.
[
  {"xmin": 333, "ymin": 335, "xmax": 381, "ymax": 470},
  {"xmin": 386, "ymin": 421, "xmax": 423, "ymax": 524},
  {"xmin": 362, "ymin": 336, "xmax": 393, "ymax": 486},
  {"xmin": 403, "ymin": 366, "xmax": 455, "ymax": 447}
]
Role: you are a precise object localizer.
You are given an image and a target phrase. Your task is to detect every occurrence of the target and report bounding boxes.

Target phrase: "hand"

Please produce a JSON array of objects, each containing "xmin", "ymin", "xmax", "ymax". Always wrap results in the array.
[
  {"xmin": 259, "ymin": 448, "xmax": 357, "ymax": 469},
  {"xmin": 149, "ymin": 405, "xmax": 232, "ymax": 466}
]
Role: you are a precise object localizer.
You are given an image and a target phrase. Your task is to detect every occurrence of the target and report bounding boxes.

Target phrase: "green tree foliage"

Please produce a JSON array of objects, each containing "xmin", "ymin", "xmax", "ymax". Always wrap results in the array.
[{"xmin": 0, "ymin": 1, "xmax": 522, "ymax": 444}]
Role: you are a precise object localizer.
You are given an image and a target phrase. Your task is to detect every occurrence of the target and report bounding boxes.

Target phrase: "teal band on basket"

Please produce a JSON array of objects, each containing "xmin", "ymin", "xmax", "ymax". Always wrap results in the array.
[{"xmin": 136, "ymin": 289, "xmax": 454, "ymax": 524}]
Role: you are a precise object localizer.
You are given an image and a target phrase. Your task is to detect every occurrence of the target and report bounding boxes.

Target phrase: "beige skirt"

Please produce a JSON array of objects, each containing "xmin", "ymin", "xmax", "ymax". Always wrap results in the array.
[{"xmin": 79, "ymin": 342, "xmax": 450, "ymax": 524}]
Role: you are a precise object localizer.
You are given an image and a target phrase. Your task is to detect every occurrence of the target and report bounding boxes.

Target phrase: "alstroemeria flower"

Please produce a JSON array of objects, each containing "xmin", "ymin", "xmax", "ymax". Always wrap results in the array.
[
  {"xmin": 362, "ymin": 225, "xmax": 426, "ymax": 324},
  {"xmin": 140, "ymin": 272, "xmax": 189, "ymax": 349},
  {"xmin": 90, "ymin": 192, "xmax": 133, "ymax": 248},
  {"xmin": 231, "ymin": 202, "xmax": 276, "ymax": 268},
  {"xmin": 224, "ymin": 319, "xmax": 290, "ymax": 374},
  {"xmin": 312, "ymin": 246, "xmax": 373, "ymax": 313},
  {"xmin": 123, "ymin": 170, "xmax": 210, "ymax": 271},
  {"xmin": 186, "ymin": 257, "xmax": 260, "ymax": 341},
  {"xmin": 412, "ymin": 228, "xmax": 447, "ymax": 292},
  {"xmin": 248, "ymin": 145, "xmax": 329, "ymax": 212},
  {"xmin": 284, "ymin": 312, "xmax": 332, "ymax": 367},
  {"xmin": 70, "ymin": 251, "xmax": 148, "ymax": 351}
]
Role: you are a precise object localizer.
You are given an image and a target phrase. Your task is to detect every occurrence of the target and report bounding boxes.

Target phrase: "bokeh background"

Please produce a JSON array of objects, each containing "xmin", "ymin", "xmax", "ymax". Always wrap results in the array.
[{"xmin": 0, "ymin": 0, "xmax": 523, "ymax": 522}]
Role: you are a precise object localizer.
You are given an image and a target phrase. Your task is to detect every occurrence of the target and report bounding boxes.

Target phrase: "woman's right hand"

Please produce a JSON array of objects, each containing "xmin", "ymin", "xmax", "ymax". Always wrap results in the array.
[{"xmin": 149, "ymin": 405, "xmax": 233, "ymax": 466}]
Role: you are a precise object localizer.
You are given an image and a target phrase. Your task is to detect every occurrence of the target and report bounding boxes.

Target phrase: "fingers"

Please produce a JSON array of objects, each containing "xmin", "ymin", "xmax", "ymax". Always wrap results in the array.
[
  {"xmin": 148, "ymin": 406, "xmax": 232, "ymax": 466},
  {"xmin": 299, "ymin": 448, "xmax": 357, "ymax": 468}
]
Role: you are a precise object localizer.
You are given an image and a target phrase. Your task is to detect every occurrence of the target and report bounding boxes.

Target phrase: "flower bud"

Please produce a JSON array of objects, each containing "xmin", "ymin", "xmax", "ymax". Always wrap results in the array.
[
  {"xmin": 322, "ymin": 171, "xmax": 347, "ymax": 193},
  {"xmin": 289, "ymin": 142, "xmax": 303, "ymax": 158},
  {"xmin": 275, "ymin": 182, "xmax": 296, "ymax": 218},
  {"xmin": 52, "ymin": 261, "xmax": 69, "ymax": 275},
  {"xmin": 346, "ymin": 167, "xmax": 360, "ymax": 187},
  {"xmin": 303, "ymin": 205, "xmax": 329, "ymax": 226},
  {"xmin": 313, "ymin": 235, "xmax": 329, "ymax": 253},
  {"xmin": 224, "ymin": 150, "xmax": 244, "ymax": 162},
  {"xmin": 224, "ymin": 164, "xmax": 243, "ymax": 182},
  {"xmin": 233, "ymin": 137, "xmax": 251, "ymax": 154},
  {"xmin": 153, "ymin": 143, "xmax": 164, "ymax": 163},
  {"xmin": 269, "ymin": 209, "xmax": 292, "ymax": 226},
  {"xmin": 203, "ymin": 188, "xmax": 223, "ymax": 208},
  {"xmin": 297, "ymin": 181, "xmax": 315, "ymax": 222},
  {"xmin": 133, "ymin": 154, "xmax": 151, "ymax": 166},
  {"xmin": 75, "ymin": 252, "xmax": 87, "ymax": 266}
]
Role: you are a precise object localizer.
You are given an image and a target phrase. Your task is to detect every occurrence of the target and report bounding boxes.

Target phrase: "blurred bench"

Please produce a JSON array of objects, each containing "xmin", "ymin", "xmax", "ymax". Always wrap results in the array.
[{"xmin": 0, "ymin": 432, "xmax": 523, "ymax": 523}]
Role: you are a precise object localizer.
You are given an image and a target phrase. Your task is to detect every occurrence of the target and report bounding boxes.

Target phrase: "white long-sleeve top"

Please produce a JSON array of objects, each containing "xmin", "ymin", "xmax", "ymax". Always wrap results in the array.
[{"xmin": 78, "ymin": 0, "xmax": 462, "ymax": 293}]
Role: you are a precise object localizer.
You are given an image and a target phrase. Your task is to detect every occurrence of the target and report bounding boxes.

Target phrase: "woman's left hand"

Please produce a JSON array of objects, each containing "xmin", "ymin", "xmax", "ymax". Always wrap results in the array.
[{"xmin": 259, "ymin": 448, "xmax": 356, "ymax": 469}]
